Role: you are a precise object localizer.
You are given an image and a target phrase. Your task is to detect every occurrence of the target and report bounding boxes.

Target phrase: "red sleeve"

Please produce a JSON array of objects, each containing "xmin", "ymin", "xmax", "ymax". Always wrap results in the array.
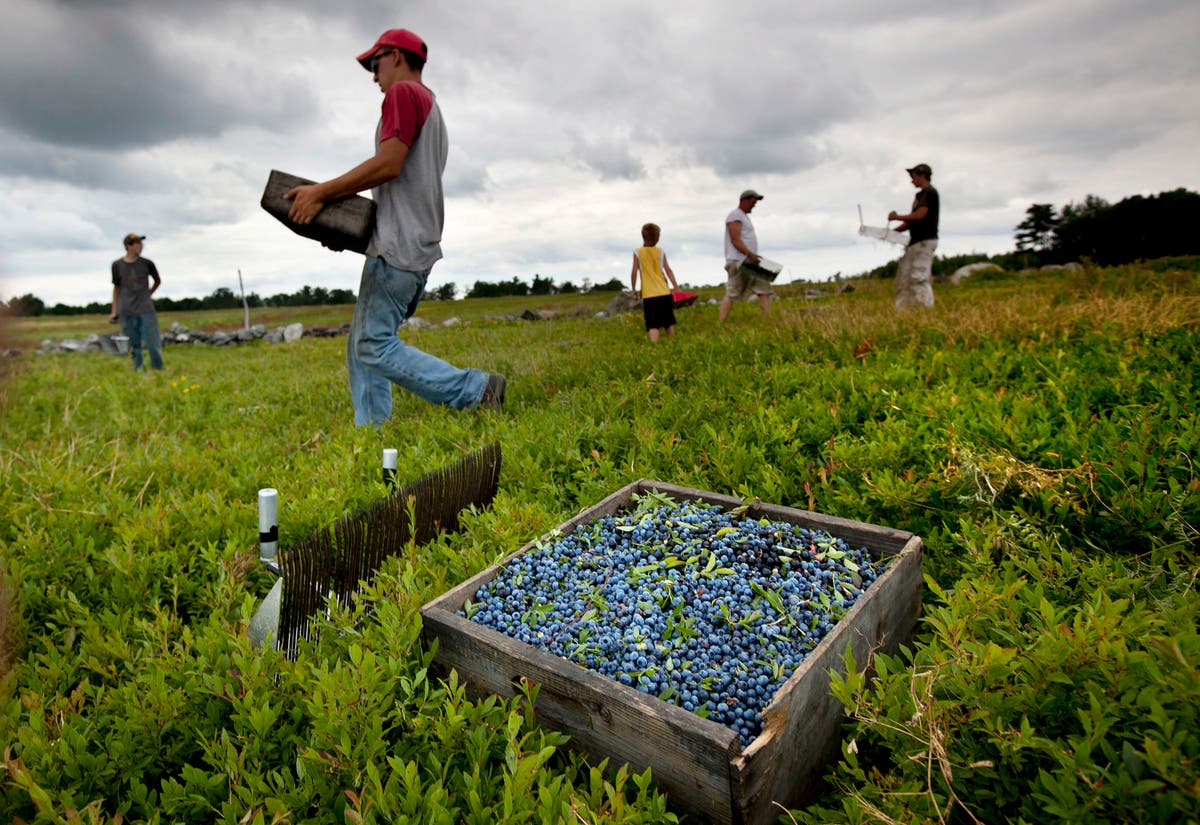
[{"xmin": 379, "ymin": 81, "xmax": 433, "ymax": 146}]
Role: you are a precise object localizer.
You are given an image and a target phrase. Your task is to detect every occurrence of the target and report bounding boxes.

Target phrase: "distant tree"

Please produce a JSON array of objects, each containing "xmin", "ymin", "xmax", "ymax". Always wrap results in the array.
[
  {"xmin": 1015, "ymin": 203, "xmax": 1059, "ymax": 253},
  {"xmin": 558, "ymin": 281, "xmax": 579, "ymax": 294},
  {"xmin": 530, "ymin": 274, "xmax": 554, "ymax": 295},
  {"xmin": 589, "ymin": 278, "xmax": 624, "ymax": 292},
  {"xmin": 1052, "ymin": 194, "xmax": 1111, "ymax": 263},
  {"xmin": 204, "ymin": 287, "xmax": 240, "ymax": 310},
  {"xmin": 328, "ymin": 288, "xmax": 355, "ymax": 304},
  {"xmin": 428, "ymin": 283, "xmax": 457, "ymax": 301},
  {"xmin": 4, "ymin": 293, "xmax": 45, "ymax": 317}
]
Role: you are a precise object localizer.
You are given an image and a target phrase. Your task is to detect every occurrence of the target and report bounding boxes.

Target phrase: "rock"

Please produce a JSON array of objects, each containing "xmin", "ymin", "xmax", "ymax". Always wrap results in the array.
[
  {"xmin": 441, "ymin": 316, "xmax": 461, "ymax": 327},
  {"xmin": 605, "ymin": 291, "xmax": 641, "ymax": 316},
  {"xmin": 236, "ymin": 328, "xmax": 255, "ymax": 342},
  {"xmin": 283, "ymin": 322, "xmax": 304, "ymax": 342},
  {"xmin": 264, "ymin": 327, "xmax": 285, "ymax": 344},
  {"xmin": 1041, "ymin": 262, "xmax": 1083, "ymax": 272},
  {"xmin": 949, "ymin": 262, "xmax": 1003, "ymax": 284}
]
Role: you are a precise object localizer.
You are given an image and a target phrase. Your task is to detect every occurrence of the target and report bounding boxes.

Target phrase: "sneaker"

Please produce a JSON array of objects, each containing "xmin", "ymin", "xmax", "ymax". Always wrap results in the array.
[{"xmin": 478, "ymin": 373, "xmax": 506, "ymax": 410}]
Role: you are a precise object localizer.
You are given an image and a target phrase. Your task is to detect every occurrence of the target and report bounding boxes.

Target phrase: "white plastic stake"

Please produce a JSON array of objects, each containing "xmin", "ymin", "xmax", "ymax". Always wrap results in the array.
[
  {"xmin": 382, "ymin": 448, "xmax": 398, "ymax": 487},
  {"xmin": 258, "ymin": 488, "xmax": 279, "ymax": 561}
]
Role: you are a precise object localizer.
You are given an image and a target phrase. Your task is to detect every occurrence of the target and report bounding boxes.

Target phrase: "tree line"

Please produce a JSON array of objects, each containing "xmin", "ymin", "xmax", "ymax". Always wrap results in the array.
[
  {"xmin": 2, "ymin": 273, "xmax": 629, "ymax": 317},
  {"xmin": 7, "ymin": 187, "xmax": 1196, "ymax": 316},
  {"xmin": 1013, "ymin": 187, "xmax": 1200, "ymax": 265},
  {"xmin": 863, "ymin": 186, "xmax": 1200, "ymax": 281}
]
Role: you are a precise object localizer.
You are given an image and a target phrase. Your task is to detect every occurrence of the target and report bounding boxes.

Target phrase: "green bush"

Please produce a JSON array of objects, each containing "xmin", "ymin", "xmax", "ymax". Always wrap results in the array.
[{"xmin": 1, "ymin": 263, "xmax": 1197, "ymax": 823}]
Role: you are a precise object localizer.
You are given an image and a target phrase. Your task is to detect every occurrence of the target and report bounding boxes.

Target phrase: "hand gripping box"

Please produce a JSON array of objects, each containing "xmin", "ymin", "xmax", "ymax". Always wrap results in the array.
[{"xmin": 260, "ymin": 169, "xmax": 377, "ymax": 254}]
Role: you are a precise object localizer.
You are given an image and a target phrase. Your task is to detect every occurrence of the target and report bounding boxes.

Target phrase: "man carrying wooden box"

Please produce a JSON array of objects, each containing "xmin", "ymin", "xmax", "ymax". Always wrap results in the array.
[{"xmin": 284, "ymin": 28, "xmax": 505, "ymax": 426}]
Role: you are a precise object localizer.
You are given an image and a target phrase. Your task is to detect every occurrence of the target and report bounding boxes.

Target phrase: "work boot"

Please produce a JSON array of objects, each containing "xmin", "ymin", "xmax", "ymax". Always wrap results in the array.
[{"xmin": 479, "ymin": 374, "xmax": 506, "ymax": 410}]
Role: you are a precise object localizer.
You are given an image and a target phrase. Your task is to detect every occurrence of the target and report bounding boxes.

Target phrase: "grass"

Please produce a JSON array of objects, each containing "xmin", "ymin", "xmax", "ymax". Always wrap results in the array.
[{"xmin": 0, "ymin": 262, "xmax": 1197, "ymax": 823}]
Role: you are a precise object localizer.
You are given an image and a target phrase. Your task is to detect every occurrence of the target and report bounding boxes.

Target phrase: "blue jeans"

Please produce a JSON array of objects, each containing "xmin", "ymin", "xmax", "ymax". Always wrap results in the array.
[
  {"xmin": 121, "ymin": 312, "xmax": 164, "ymax": 371},
  {"xmin": 347, "ymin": 256, "xmax": 487, "ymax": 426}
]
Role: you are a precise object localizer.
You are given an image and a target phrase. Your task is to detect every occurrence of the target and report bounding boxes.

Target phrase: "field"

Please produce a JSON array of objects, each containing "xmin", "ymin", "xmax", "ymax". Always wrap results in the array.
[{"xmin": 1, "ymin": 265, "xmax": 1197, "ymax": 824}]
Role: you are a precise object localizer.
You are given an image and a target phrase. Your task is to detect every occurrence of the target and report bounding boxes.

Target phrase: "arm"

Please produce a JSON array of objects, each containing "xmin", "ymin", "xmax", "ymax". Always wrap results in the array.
[
  {"xmin": 110, "ymin": 262, "xmax": 120, "ymax": 322},
  {"xmin": 285, "ymin": 138, "xmax": 410, "ymax": 224},
  {"xmin": 630, "ymin": 253, "xmax": 640, "ymax": 292},
  {"xmin": 887, "ymin": 204, "xmax": 928, "ymax": 231},
  {"xmin": 148, "ymin": 261, "xmax": 161, "ymax": 296},
  {"xmin": 663, "ymin": 254, "xmax": 679, "ymax": 290},
  {"xmin": 727, "ymin": 221, "xmax": 760, "ymax": 264}
]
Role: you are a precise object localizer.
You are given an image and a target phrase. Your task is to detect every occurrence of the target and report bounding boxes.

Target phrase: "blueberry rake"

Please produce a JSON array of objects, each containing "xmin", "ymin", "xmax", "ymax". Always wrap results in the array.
[{"xmin": 250, "ymin": 443, "xmax": 501, "ymax": 655}]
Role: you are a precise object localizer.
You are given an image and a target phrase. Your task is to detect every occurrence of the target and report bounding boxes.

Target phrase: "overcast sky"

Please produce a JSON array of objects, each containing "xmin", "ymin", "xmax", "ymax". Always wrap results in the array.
[{"xmin": 2, "ymin": 0, "xmax": 1197, "ymax": 306}]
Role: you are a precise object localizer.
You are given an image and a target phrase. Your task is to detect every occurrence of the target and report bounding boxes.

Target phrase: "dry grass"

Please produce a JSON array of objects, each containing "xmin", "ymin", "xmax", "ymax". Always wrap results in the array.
[{"xmin": 0, "ymin": 560, "xmax": 18, "ymax": 683}]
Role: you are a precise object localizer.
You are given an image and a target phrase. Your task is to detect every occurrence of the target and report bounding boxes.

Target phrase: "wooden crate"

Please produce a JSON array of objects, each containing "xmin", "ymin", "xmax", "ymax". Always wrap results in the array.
[
  {"xmin": 260, "ymin": 169, "xmax": 376, "ymax": 254},
  {"xmin": 420, "ymin": 481, "xmax": 923, "ymax": 825}
]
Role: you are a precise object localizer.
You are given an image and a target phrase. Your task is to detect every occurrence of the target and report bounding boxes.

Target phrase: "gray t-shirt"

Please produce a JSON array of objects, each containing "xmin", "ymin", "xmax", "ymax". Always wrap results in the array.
[
  {"xmin": 111, "ymin": 257, "xmax": 159, "ymax": 315},
  {"xmin": 366, "ymin": 83, "xmax": 449, "ymax": 272}
]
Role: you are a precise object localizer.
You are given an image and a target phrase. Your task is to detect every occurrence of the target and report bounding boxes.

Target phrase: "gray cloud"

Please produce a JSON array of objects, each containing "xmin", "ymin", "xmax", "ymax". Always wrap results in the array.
[{"xmin": 1, "ymin": 0, "xmax": 1198, "ymax": 304}]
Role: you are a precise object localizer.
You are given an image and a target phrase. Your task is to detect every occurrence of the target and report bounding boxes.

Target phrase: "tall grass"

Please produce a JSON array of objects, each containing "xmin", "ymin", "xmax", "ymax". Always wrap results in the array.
[{"xmin": 1, "ymin": 263, "xmax": 1197, "ymax": 823}]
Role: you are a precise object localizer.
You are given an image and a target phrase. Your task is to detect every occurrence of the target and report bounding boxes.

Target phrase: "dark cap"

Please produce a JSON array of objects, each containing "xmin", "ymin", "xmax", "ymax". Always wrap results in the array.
[
  {"xmin": 906, "ymin": 163, "xmax": 933, "ymax": 178},
  {"xmin": 123, "ymin": 233, "xmax": 146, "ymax": 246},
  {"xmin": 739, "ymin": 189, "xmax": 765, "ymax": 201},
  {"xmin": 357, "ymin": 29, "xmax": 429, "ymax": 71}
]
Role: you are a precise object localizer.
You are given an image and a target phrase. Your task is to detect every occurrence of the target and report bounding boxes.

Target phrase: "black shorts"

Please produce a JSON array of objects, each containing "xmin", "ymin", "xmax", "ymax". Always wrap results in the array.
[{"xmin": 642, "ymin": 294, "xmax": 676, "ymax": 331}]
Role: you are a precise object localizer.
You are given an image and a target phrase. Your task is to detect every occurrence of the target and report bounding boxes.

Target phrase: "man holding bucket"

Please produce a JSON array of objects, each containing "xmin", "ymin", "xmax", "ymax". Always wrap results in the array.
[
  {"xmin": 888, "ymin": 163, "xmax": 939, "ymax": 310},
  {"xmin": 109, "ymin": 233, "xmax": 164, "ymax": 371},
  {"xmin": 284, "ymin": 28, "xmax": 505, "ymax": 426},
  {"xmin": 719, "ymin": 189, "xmax": 776, "ymax": 324}
]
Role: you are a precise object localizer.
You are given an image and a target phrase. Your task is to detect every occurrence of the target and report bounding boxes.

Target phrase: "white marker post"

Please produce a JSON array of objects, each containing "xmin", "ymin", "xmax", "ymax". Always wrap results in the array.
[
  {"xmin": 258, "ymin": 488, "xmax": 279, "ymax": 562},
  {"xmin": 382, "ymin": 448, "xmax": 398, "ymax": 488}
]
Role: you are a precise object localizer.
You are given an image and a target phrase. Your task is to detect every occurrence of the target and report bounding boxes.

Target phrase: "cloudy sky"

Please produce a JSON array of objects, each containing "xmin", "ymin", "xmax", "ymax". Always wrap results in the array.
[{"xmin": 2, "ymin": 0, "xmax": 1197, "ymax": 306}]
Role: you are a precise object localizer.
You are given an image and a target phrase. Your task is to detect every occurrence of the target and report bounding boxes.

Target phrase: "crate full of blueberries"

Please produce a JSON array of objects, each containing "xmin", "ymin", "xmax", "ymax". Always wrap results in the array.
[{"xmin": 419, "ymin": 480, "xmax": 923, "ymax": 825}]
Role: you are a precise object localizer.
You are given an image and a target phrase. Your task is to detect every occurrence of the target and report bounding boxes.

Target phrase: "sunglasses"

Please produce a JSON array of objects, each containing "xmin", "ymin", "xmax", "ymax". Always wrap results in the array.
[{"xmin": 369, "ymin": 49, "xmax": 397, "ymax": 73}]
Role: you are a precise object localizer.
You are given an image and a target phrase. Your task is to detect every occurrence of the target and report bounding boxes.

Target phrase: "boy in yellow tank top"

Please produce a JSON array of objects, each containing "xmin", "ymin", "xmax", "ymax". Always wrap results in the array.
[{"xmin": 630, "ymin": 223, "xmax": 680, "ymax": 343}]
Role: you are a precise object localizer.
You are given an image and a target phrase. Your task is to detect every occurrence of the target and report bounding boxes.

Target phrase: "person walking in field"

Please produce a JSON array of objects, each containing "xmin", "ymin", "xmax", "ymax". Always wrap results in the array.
[
  {"xmin": 719, "ymin": 189, "xmax": 775, "ymax": 324},
  {"xmin": 284, "ymin": 28, "xmax": 505, "ymax": 427},
  {"xmin": 630, "ymin": 223, "xmax": 681, "ymax": 343},
  {"xmin": 888, "ymin": 163, "xmax": 939, "ymax": 310},
  {"xmin": 110, "ymin": 233, "xmax": 164, "ymax": 371}
]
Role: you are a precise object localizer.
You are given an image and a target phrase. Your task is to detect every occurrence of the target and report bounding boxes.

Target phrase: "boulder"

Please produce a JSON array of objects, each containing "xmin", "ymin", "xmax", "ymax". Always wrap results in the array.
[
  {"xmin": 283, "ymin": 322, "xmax": 304, "ymax": 342},
  {"xmin": 949, "ymin": 262, "xmax": 1003, "ymax": 284},
  {"xmin": 605, "ymin": 291, "xmax": 641, "ymax": 316}
]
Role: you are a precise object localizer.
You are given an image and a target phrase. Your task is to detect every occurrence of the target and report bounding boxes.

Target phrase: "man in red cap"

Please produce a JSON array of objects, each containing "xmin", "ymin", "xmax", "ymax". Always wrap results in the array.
[{"xmin": 284, "ymin": 29, "xmax": 505, "ymax": 426}]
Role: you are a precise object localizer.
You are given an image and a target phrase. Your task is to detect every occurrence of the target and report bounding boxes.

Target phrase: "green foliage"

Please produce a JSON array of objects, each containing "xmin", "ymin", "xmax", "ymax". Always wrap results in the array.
[
  {"xmin": 1, "ymin": 263, "xmax": 1197, "ymax": 823},
  {"xmin": 1015, "ymin": 203, "xmax": 1059, "ymax": 253}
]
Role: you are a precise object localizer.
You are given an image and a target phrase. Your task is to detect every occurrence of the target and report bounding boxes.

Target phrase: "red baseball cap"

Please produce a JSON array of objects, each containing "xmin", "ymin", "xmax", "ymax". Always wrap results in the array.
[{"xmin": 356, "ymin": 29, "xmax": 428, "ymax": 71}]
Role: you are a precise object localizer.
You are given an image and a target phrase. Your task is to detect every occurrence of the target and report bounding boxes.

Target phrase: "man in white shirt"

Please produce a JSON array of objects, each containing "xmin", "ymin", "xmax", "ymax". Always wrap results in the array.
[{"xmin": 719, "ymin": 190, "xmax": 775, "ymax": 323}]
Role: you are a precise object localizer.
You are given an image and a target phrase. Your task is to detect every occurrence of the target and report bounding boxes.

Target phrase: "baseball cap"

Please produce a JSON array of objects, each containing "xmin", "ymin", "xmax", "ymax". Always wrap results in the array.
[
  {"xmin": 739, "ymin": 189, "xmax": 765, "ymax": 201},
  {"xmin": 357, "ymin": 29, "xmax": 429, "ymax": 71},
  {"xmin": 906, "ymin": 163, "xmax": 933, "ymax": 177},
  {"xmin": 123, "ymin": 233, "xmax": 146, "ymax": 245}
]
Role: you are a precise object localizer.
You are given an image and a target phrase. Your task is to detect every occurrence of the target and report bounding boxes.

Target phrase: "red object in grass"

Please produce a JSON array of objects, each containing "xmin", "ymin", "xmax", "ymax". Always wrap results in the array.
[{"xmin": 672, "ymin": 290, "xmax": 698, "ymax": 308}]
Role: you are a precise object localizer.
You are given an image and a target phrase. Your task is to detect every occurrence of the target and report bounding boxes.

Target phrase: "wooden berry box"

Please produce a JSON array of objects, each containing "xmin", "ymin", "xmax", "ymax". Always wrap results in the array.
[{"xmin": 420, "ymin": 481, "xmax": 923, "ymax": 825}]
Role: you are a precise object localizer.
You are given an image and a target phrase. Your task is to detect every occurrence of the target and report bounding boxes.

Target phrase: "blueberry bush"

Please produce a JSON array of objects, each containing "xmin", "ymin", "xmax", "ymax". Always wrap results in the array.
[{"xmin": 1, "ymin": 262, "xmax": 1197, "ymax": 823}]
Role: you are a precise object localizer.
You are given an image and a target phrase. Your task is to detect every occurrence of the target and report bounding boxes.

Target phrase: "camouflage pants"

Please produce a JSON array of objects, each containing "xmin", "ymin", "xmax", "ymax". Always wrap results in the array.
[{"xmin": 895, "ymin": 239, "xmax": 937, "ymax": 310}]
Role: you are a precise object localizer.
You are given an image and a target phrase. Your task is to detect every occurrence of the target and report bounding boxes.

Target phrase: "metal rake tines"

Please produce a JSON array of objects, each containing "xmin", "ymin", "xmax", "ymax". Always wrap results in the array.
[{"xmin": 275, "ymin": 443, "xmax": 501, "ymax": 654}]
